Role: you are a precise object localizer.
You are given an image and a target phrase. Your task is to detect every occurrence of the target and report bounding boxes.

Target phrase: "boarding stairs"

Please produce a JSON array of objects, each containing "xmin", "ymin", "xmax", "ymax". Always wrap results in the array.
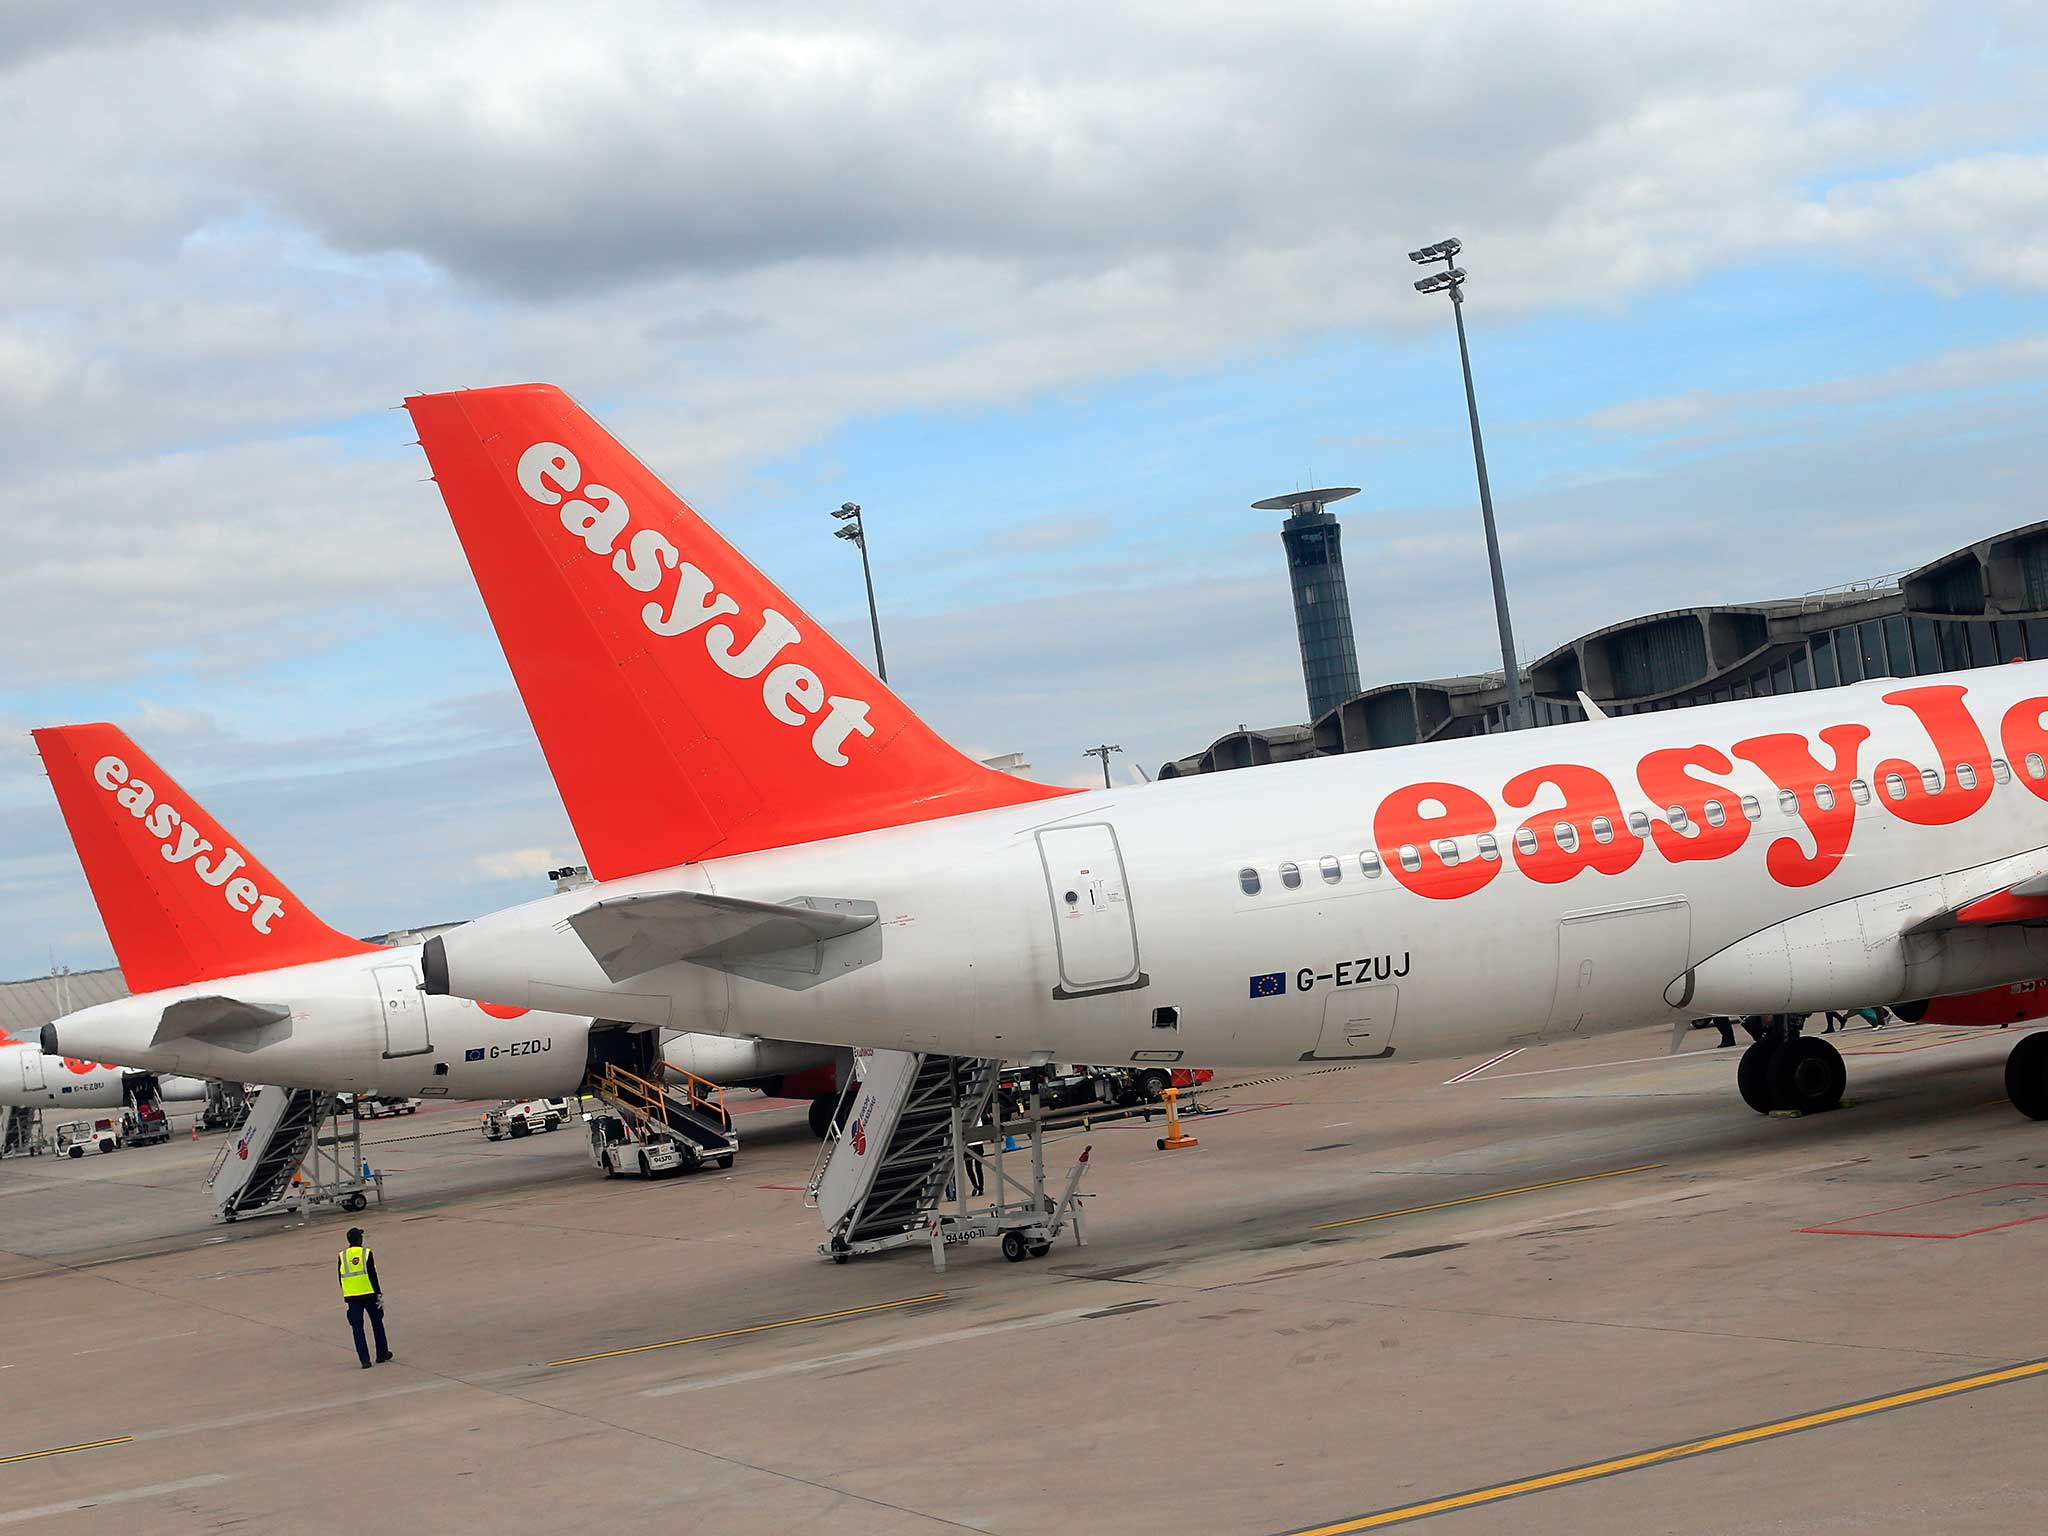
[
  {"xmin": 591, "ymin": 1061, "xmax": 738, "ymax": 1171},
  {"xmin": 208, "ymin": 1086, "xmax": 383, "ymax": 1221},
  {"xmin": 807, "ymin": 1051, "xmax": 1089, "ymax": 1267},
  {"xmin": 1, "ymin": 1105, "xmax": 43, "ymax": 1159}
]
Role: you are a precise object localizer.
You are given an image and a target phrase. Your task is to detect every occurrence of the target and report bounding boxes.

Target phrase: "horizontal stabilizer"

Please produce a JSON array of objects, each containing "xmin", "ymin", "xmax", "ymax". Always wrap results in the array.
[
  {"xmin": 569, "ymin": 891, "xmax": 878, "ymax": 983},
  {"xmin": 151, "ymin": 995, "xmax": 292, "ymax": 1046}
]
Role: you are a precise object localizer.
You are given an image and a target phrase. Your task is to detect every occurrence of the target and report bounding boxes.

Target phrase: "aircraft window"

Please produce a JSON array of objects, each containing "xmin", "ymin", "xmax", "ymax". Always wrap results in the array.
[
  {"xmin": 1627, "ymin": 809, "xmax": 1652, "ymax": 837},
  {"xmin": 1703, "ymin": 800, "xmax": 1727, "ymax": 828},
  {"xmin": 1956, "ymin": 762, "xmax": 1979, "ymax": 791},
  {"xmin": 2030, "ymin": 753, "xmax": 2047, "ymax": 781},
  {"xmin": 1358, "ymin": 849, "xmax": 1383, "ymax": 877},
  {"xmin": 1319, "ymin": 855, "xmax": 1343, "ymax": 884},
  {"xmin": 1476, "ymin": 832, "xmax": 1500, "ymax": 862},
  {"xmin": 1850, "ymin": 779, "xmax": 1870, "ymax": 805},
  {"xmin": 1993, "ymin": 758, "xmax": 2013, "ymax": 784},
  {"xmin": 1398, "ymin": 844, "xmax": 1422, "ymax": 873},
  {"xmin": 1666, "ymin": 805, "xmax": 1690, "ymax": 832},
  {"xmin": 1590, "ymin": 815, "xmax": 1615, "ymax": 844},
  {"xmin": 1884, "ymin": 772, "xmax": 1906, "ymax": 800},
  {"xmin": 1778, "ymin": 789, "xmax": 1799, "ymax": 815},
  {"xmin": 1279, "ymin": 861, "xmax": 1302, "ymax": 889},
  {"xmin": 1515, "ymin": 827, "xmax": 1539, "ymax": 856},
  {"xmin": 1920, "ymin": 768, "xmax": 1942, "ymax": 794},
  {"xmin": 1553, "ymin": 822, "xmax": 1579, "ymax": 853},
  {"xmin": 1739, "ymin": 795, "xmax": 1762, "ymax": 821},
  {"xmin": 1814, "ymin": 783, "xmax": 1836, "ymax": 811},
  {"xmin": 1433, "ymin": 838, "xmax": 1461, "ymax": 866},
  {"xmin": 1238, "ymin": 867, "xmax": 1261, "ymax": 896}
]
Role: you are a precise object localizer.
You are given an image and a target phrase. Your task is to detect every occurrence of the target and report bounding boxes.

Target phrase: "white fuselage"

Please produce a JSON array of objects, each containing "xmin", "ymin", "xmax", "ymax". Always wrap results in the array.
[
  {"xmin": 42, "ymin": 945, "xmax": 843, "ymax": 1104},
  {"xmin": 0, "ymin": 1040, "xmax": 208, "ymax": 1111},
  {"xmin": 431, "ymin": 665, "xmax": 2048, "ymax": 1068}
]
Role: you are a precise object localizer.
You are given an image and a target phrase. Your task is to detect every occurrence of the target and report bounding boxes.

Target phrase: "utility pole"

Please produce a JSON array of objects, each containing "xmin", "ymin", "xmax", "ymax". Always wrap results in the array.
[
  {"xmin": 1409, "ymin": 237, "xmax": 1528, "ymax": 730},
  {"xmin": 1083, "ymin": 744, "xmax": 1123, "ymax": 788},
  {"xmin": 830, "ymin": 502, "xmax": 888, "ymax": 684}
]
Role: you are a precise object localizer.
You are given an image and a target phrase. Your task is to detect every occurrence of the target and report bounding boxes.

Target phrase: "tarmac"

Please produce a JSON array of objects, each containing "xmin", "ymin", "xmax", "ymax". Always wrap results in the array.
[{"xmin": 4, "ymin": 1020, "xmax": 2047, "ymax": 1534}]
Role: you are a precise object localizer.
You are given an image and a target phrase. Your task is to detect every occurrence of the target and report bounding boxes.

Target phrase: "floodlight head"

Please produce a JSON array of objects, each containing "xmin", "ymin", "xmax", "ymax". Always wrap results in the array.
[
  {"xmin": 832, "ymin": 502, "xmax": 861, "ymax": 520},
  {"xmin": 1407, "ymin": 237, "xmax": 1462, "ymax": 263},
  {"xmin": 833, "ymin": 524, "xmax": 862, "ymax": 543}
]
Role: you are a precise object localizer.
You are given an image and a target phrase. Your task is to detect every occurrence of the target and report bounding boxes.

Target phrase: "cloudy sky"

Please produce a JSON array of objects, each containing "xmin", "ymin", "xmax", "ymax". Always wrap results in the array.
[{"xmin": 3, "ymin": 1, "xmax": 2046, "ymax": 977}]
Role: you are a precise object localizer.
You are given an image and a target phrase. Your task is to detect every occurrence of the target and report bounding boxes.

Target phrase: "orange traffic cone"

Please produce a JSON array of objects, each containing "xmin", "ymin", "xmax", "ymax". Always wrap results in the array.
[{"xmin": 191, "ymin": 1122, "xmax": 199, "ymax": 1142}]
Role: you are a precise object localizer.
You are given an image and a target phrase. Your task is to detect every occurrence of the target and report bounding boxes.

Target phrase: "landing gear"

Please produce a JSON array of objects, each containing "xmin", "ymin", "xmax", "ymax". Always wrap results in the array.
[
  {"xmin": 2005, "ymin": 1032, "xmax": 2048, "ymax": 1120},
  {"xmin": 808, "ymin": 1091, "xmax": 854, "ymax": 1139},
  {"xmin": 1736, "ymin": 1027, "xmax": 1845, "ymax": 1116}
]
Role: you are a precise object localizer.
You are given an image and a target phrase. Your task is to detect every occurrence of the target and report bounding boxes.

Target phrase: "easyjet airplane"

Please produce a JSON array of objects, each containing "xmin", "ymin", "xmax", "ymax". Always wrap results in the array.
[
  {"xmin": 385, "ymin": 382, "xmax": 2048, "ymax": 1126},
  {"xmin": 35, "ymin": 725, "xmax": 845, "ymax": 1122},
  {"xmin": 0, "ymin": 1029, "xmax": 207, "ymax": 1114}
]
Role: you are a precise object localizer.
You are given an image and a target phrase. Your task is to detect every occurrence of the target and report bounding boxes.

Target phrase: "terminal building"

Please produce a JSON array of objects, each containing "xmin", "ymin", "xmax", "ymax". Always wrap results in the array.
[{"xmin": 1160, "ymin": 521, "xmax": 2048, "ymax": 778}]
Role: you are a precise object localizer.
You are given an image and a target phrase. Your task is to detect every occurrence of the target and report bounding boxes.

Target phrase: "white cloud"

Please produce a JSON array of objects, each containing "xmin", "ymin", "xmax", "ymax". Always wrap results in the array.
[{"xmin": 470, "ymin": 846, "xmax": 563, "ymax": 881}]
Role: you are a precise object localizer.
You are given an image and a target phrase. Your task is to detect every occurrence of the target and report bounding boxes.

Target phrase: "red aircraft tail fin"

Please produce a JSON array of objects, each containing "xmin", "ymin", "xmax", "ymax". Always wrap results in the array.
[
  {"xmin": 406, "ymin": 383, "xmax": 1073, "ymax": 878},
  {"xmin": 33, "ymin": 724, "xmax": 375, "ymax": 993}
]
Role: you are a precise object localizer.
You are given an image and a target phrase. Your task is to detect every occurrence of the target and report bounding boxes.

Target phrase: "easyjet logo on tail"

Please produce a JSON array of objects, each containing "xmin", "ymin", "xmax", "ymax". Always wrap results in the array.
[
  {"xmin": 516, "ymin": 442, "xmax": 877, "ymax": 768},
  {"xmin": 91, "ymin": 756, "xmax": 286, "ymax": 934}
]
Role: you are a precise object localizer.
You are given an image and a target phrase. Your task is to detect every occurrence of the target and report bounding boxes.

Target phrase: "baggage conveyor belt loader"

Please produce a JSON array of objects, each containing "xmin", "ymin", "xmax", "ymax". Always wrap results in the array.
[{"xmin": 584, "ymin": 1060, "xmax": 738, "ymax": 1178}]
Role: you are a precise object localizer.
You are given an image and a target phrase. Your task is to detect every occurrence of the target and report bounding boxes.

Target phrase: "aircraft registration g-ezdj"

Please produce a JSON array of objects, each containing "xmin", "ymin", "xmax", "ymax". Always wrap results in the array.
[
  {"xmin": 34, "ymin": 725, "xmax": 843, "ymax": 1117},
  {"xmin": 406, "ymin": 383, "xmax": 2048, "ymax": 1123}
]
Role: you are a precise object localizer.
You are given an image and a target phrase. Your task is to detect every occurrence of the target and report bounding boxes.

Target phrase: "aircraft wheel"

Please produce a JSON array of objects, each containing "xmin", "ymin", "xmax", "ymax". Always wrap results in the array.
[
  {"xmin": 2005, "ymin": 1032, "xmax": 2048, "ymax": 1120},
  {"xmin": 1736, "ymin": 1040, "xmax": 1779, "ymax": 1114},
  {"xmin": 808, "ymin": 1095, "xmax": 836, "ymax": 1139},
  {"xmin": 1769, "ymin": 1035, "xmax": 1846, "ymax": 1115}
]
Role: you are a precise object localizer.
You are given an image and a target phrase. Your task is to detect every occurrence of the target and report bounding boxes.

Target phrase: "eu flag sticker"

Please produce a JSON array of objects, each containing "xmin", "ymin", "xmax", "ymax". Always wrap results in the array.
[
  {"xmin": 1248, "ymin": 971, "xmax": 1287, "ymax": 999},
  {"xmin": 464, "ymin": 1047, "xmax": 486, "ymax": 1062}
]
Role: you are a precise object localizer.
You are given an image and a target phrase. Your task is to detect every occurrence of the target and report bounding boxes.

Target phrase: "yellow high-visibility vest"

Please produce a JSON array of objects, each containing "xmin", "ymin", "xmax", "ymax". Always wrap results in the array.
[{"xmin": 338, "ymin": 1245, "xmax": 375, "ymax": 1297}]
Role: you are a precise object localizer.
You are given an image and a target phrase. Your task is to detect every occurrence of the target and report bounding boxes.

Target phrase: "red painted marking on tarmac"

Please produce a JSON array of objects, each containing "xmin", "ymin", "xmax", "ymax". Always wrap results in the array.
[
  {"xmin": 1799, "ymin": 1182, "xmax": 2048, "ymax": 1240},
  {"xmin": 757, "ymin": 1184, "xmax": 808, "ymax": 1191}
]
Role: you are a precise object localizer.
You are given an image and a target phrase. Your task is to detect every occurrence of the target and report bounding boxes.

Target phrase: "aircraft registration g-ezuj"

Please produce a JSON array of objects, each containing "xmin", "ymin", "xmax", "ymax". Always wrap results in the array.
[
  {"xmin": 399, "ymin": 382, "xmax": 2048, "ymax": 1125},
  {"xmin": 0, "ymin": 1029, "xmax": 206, "ymax": 1114},
  {"xmin": 34, "ymin": 725, "xmax": 845, "ymax": 1125}
]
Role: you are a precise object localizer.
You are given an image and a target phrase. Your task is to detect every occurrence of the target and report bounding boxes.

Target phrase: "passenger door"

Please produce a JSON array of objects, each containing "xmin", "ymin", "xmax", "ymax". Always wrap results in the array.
[
  {"xmin": 375, "ymin": 965, "xmax": 431, "ymax": 1058},
  {"xmin": 1037, "ymin": 824, "xmax": 1146, "ymax": 998}
]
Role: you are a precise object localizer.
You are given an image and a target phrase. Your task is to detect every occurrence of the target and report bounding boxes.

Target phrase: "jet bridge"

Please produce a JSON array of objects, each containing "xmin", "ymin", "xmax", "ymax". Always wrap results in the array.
[
  {"xmin": 208, "ymin": 1086, "xmax": 383, "ymax": 1222},
  {"xmin": 808, "ymin": 1050, "xmax": 1092, "ymax": 1268}
]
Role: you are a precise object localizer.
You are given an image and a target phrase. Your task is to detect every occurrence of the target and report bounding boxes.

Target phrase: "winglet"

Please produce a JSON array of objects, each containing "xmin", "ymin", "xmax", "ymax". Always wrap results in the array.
[{"xmin": 32, "ymin": 724, "xmax": 377, "ymax": 994}]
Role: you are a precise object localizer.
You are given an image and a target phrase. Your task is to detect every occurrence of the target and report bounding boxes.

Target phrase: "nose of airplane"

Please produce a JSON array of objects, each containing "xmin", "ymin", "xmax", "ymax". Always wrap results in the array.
[{"xmin": 40, "ymin": 1023, "xmax": 58, "ymax": 1055}]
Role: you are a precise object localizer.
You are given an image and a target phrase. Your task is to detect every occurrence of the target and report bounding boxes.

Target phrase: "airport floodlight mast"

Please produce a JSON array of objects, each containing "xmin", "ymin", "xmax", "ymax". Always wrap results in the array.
[
  {"xmin": 831, "ymin": 502, "xmax": 888, "ymax": 685},
  {"xmin": 1083, "ymin": 743, "xmax": 1123, "ymax": 787},
  {"xmin": 1408, "ymin": 236, "xmax": 1528, "ymax": 731}
]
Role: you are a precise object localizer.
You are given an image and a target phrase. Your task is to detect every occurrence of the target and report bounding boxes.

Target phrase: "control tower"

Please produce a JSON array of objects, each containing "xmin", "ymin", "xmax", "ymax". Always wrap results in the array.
[{"xmin": 1253, "ymin": 487, "xmax": 1362, "ymax": 720}]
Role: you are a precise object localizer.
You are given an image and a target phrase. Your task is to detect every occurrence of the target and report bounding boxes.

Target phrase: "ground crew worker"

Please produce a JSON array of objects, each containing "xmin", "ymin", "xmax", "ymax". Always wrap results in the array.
[{"xmin": 338, "ymin": 1225, "xmax": 393, "ymax": 1369}]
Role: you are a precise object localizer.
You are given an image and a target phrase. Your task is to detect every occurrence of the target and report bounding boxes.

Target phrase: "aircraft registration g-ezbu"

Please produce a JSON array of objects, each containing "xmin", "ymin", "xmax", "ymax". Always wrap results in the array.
[
  {"xmin": 398, "ymin": 384, "xmax": 2048, "ymax": 1123},
  {"xmin": 35, "ymin": 725, "xmax": 844, "ymax": 1121}
]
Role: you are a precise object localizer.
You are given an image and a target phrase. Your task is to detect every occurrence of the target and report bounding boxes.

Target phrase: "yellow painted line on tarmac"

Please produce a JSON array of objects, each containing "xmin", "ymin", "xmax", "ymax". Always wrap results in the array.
[
  {"xmin": 1280, "ymin": 1356, "xmax": 2048, "ymax": 1533},
  {"xmin": 547, "ymin": 1293, "xmax": 947, "ymax": 1367},
  {"xmin": 0, "ymin": 1435, "xmax": 131, "ymax": 1465},
  {"xmin": 1310, "ymin": 1163, "xmax": 1663, "ymax": 1231}
]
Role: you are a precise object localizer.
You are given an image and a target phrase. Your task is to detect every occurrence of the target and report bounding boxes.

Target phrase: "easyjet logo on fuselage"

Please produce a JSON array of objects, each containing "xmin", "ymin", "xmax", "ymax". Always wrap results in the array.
[
  {"xmin": 91, "ymin": 756, "xmax": 285, "ymax": 933},
  {"xmin": 516, "ymin": 442, "xmax": 876, "ymax": 768},
  {"xmin": 1362, "ymin": 682, "xmax": 2048, "ymax": 902}
]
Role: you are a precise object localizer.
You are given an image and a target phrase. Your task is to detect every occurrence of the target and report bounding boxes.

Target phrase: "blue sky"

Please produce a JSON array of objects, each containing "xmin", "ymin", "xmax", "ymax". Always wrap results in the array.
[{"xmin": 3, "ymin": 1, "xmax": 2045, "ymax": 976}]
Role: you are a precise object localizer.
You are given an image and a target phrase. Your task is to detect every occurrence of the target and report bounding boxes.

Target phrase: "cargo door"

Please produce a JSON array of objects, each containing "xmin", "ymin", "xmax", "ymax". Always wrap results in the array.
[
  {"xmin": 1545, "ymin": 898, "xmax": 1691, "ymax": 1037},
  {"xmin": 21, "ymin": 1048, "xmax": 44, "ymax": 1093},
  {"xmin": 1037, "ymin": 824, "xmax": 1146, "ymax": 997},
  {"xmin": 375, "ymin": 965, "xmax": 431, "ymax": 1058},
  {"xmin": 1308, "ymin": 984, "xmax": 1399, "ymax": 1060}
]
